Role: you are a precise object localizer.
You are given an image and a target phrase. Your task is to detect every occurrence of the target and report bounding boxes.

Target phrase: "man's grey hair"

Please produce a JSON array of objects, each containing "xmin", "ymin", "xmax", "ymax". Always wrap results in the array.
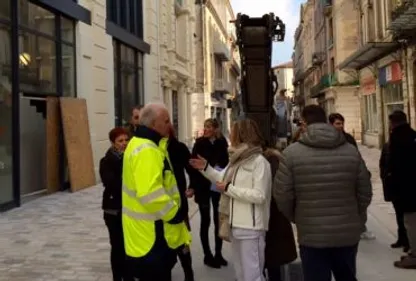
[{"xmin": 139, "ymin": 102, "xmax": 168, "ymax": 127}]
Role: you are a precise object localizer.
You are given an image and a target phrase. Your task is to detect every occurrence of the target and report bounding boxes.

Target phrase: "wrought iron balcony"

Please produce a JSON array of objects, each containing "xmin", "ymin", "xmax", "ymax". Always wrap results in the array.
[
  {"xmin": 324, "ymin": 0, "xmax": 333, "ymax": 16},
  {"xmin": 310, "ymin": 74, "xmax": 337, "ymax": 97},
  {"xmin": 213, "ymin": 78, "xmax": 232, "ymax": 94},
  {"xmin": 389, "ymin": 0, "xmax": 416, "ymax": 36},
  {"xmin": 312, "ymin": 52, "xmax": 325, "ymax": 66},
  {"xmin": 391, "ymin": 0, "xmax": 413, "ymax": 21}
]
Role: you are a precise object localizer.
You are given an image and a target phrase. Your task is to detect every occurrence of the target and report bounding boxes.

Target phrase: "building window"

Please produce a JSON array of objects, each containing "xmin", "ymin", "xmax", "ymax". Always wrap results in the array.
[
  {"xmin": 382, "ymin": 82, "xmax": 403, "ymax": 137},
  {"xmin": 106, "ymin": 0, "xmax": 143, "ymax": 38},
  {"xmin": 367, "ymin": 7, "xmax": 375, "ymax": 42},
  {"xmin": 328, "ymin": 18, "xmax": 333, "ymax": 47},
  {"xmin": 113, "ymin": 40, "xmax": 144, "ymax": 126},
  {"xmin": 364, "ymin": 94, "xmax": 377, "ymax": 133},
  {"xmin": 175, "ymin": 13, "xmax": 187, "ymax": 59},
  {"xmin": 172, "ymin": 91, "xmax": 179, "ymax": 134},
  {"xmin": 18, "ymin": 1, "xmax": 76, "ymax": 97},
  {"xmin": 215, "ymin": 58, "xmax": 223, "ymax": 79},
  {"xmin": 0, "ymin": 19, "xmax": 13, "ymax": 204},
  {"xmin": 376, "ymin": 0, "xmax": 384, "ymax": 39}
]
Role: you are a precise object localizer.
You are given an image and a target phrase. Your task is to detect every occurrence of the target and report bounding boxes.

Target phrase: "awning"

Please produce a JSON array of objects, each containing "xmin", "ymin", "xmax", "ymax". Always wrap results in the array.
[{"xmin": 338, "ymin": 42, "xmax": 400, "ymax": 70}]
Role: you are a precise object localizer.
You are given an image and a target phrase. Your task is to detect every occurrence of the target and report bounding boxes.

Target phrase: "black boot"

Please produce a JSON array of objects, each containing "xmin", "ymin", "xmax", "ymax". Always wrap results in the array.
[
  {"xmin": 391, "ymin": 241, "xmax": 404, "ymax": 248},
  {"xmin": 178, "ymin": 247, "xmax": 195, "ymax": 281},
  {"xmin": 214, "ymin": 253, "xmax": 228, "ymax": 267},
  {"xmin": 204, "ymin": 254, "xmax": 221, "ymax": 268}
]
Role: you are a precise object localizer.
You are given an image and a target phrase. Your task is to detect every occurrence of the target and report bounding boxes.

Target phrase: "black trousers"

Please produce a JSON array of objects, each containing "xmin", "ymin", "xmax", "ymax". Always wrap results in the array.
[
  {"xmin": 198, "ymin": 191, "xmax": 223, "ymax": 257},
  {"xmin": 299, "ymin": 244, "xmax": 358, "ymax": 281},
  {"xmin": 177, "ymin": 244, "xmax": 194, "ymax": 281},
  {"xmin": 126, "ymin": 244, "xmax": 176, "ymax": 281},
  {"xmin": 267, "ymin": 266, "xmax": 282, "ymax": 281},
  {"xmin": 393, "ymin": 200, "xmax": 409, "ymax": 245},
  {"xmin": 104, "ymin": 213, "xmax": 134, "ymax": 281}
]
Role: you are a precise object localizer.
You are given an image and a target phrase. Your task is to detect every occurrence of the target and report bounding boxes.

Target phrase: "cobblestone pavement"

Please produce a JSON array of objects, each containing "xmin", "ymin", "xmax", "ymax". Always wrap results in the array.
[{"xmin": 0, "ymin": 145, "xmax": 415, "ymax": 280}]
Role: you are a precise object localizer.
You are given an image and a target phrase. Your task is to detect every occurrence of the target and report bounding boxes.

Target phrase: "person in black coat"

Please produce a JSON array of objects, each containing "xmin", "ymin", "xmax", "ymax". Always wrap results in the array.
[
  {"xmin": 99, "ymin": 127, "xmax": 134, "ymax": 281},
  {"xmin": 167, "ymin": 127, "xmax": 198, "ymax": 281},
  {"xmin": 380, "ymin": 137, "xmax": 409, "ymax": 252},
  {"xmin": 189, "ymin": 118, "xmax": 229, "ymax": 268},
  {"xmin": 387, "ymin": 111, "xmax": 416, "ymax": 269}
]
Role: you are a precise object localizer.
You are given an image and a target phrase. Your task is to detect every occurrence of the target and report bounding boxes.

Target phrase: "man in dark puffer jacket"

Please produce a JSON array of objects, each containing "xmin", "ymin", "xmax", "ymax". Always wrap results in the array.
[{"xmin": 275, "ymin": 105, "xmax": 372, "ymax": 281}]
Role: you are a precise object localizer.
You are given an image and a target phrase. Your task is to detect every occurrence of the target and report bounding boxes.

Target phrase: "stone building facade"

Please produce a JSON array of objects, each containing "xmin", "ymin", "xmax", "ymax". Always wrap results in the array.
[
  {"xmin": 193, "ymin": 0, "xmax": 240, "ymax": 139},
  {"xmin": 293, "ymin": 0, "xmax": 362, "ymax": 140}
]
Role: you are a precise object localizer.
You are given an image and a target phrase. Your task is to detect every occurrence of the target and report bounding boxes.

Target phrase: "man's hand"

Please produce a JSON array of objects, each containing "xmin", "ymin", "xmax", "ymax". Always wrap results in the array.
[{"xmin": 185, "ymin": 188, "xmax": 194, "ymax": 198}]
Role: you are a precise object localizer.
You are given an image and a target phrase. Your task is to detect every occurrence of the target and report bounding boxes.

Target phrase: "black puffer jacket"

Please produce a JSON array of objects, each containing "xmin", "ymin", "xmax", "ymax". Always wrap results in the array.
[{"xmin": 99, "ymin": 148, "xmax": 123, "ymax": 211}]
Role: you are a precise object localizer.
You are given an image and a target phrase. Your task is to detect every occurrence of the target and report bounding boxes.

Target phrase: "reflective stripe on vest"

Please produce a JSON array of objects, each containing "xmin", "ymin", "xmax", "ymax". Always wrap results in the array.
[
  {"xmin": 122, "ymin": 202, "xmax": 175, "ymax": 221},
  {"xmin": 130, "ymin": 142, "xmax": 158, "ymax": 158},
  {"xmin": 123, "ymin": 184, "xmax": 179, "ymax": 204}
]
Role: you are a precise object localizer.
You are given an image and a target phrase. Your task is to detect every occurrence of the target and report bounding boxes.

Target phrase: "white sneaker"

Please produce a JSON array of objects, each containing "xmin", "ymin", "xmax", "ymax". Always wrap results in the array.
[{"xmin": 361, "ymin": 231, "xmax": 376, "ymax": 240}]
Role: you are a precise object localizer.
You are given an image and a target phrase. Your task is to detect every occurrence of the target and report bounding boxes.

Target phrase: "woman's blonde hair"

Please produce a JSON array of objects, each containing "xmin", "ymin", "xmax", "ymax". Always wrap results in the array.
[
  {"xmin": 230, "ymin": 118, "xmax": 265, "ymax": 147},
  {"xmin": 204, "ymin": 118, "xmax": 224, "ymax": 138}
]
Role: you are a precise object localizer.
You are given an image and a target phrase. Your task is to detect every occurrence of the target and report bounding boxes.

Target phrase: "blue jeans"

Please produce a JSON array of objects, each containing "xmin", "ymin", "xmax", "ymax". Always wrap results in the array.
[{"xmin": 299, "ymin": 244, "xmax": 358, "ymax": 281}]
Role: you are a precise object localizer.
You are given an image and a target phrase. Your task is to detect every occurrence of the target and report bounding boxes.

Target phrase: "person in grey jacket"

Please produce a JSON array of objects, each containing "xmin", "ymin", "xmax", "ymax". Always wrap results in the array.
[{"xmin": 274, "ymin": 105, "xmax": 372, "ymax": 281}]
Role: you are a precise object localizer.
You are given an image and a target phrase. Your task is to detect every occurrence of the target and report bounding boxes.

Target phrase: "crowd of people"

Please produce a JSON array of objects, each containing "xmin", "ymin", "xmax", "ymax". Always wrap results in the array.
[{"xmin": 98, "ymin": 102, "xmax": 416, "ymax": 281}]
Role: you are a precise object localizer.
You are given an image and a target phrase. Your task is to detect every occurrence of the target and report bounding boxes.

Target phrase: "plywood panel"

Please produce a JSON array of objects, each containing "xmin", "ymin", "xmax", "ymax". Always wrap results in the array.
[
  {"xmin": 60, "ymin": 98, "xmax": 96, "ymax": 192},
  {"xmin": 46, "ymin": 97, "xmax": 60, "ymax": 193}
]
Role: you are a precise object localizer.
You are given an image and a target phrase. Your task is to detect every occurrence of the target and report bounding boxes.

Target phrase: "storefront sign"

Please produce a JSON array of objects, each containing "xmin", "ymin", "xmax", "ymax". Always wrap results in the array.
[
  {"xmin": 361, "ymin": 77, "xmax": 376, "ymax": 95},
  {"xmin": 379, "ymin": 62, "xmax": 402, "ymax": 86}
]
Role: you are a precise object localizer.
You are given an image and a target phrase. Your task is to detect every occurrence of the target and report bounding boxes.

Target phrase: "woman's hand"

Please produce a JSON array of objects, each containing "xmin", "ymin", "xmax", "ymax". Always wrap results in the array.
[
  {"xmin": 215, "ymin": 181, "xmax": 228, "ymax": 192},
  {"xmin": 189, "ymin": 155, "xmax": 207, "ymax": 170}
]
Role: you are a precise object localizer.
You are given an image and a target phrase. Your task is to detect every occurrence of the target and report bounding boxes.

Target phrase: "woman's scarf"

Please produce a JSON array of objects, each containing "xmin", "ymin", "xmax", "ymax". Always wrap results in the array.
[
  {"xmin": 218, "ymin": 144, "xmax": 263, "ymax": 215},
  {"xmin": 110, "ymin": 147, "xmax": 123, "ymax": 160}
]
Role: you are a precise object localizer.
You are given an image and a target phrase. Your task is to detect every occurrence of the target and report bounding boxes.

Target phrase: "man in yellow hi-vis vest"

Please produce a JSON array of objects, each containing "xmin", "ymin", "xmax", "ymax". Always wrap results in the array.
[{"xmin": 122, "ymin": 103, "xmax": 191, "ymax": 281}]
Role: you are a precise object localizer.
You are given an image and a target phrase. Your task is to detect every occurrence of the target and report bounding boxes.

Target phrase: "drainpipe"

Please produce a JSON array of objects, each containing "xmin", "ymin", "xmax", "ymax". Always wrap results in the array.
[
  {"xmin": 403, "ymin": 43, "xmax": 411, "ymax": 123},
  {"xmin": 156, "ymin": 0, "xmax": 161, "ymax": 100},
  {"xmin": 201, "ymin": 0, "xmax": 207, "ymax": 118}
]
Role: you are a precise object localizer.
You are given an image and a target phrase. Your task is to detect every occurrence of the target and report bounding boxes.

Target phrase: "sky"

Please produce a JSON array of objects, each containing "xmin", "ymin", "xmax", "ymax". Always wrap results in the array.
[{"xmin": 230, "ymin": 0, "xmax": 304, "ymax": 67}]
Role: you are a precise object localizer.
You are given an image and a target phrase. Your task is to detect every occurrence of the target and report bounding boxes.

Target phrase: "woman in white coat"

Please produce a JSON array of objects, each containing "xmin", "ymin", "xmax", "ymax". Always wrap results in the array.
[{"xmin": 190, "ymin": 118, "xmax": 272, "ymax": 281}]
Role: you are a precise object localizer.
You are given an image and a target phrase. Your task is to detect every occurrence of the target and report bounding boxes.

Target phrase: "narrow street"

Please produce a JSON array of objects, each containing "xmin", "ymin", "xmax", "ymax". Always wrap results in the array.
[{"xmin": 0, "ymin": 145, "xmax": 414, "ymax": 281}]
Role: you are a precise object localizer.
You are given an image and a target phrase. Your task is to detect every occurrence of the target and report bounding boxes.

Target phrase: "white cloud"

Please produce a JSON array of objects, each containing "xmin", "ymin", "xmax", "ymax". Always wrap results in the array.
[{"xmin": 230, "ymin": 0, "xmax": 301, "ymax": 65}]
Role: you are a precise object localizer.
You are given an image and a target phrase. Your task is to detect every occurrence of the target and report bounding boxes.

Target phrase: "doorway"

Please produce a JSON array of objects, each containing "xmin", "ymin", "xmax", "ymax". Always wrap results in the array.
[{"xmin": 19, "ymin": 95, "xmax": 47, "ymax": 197}]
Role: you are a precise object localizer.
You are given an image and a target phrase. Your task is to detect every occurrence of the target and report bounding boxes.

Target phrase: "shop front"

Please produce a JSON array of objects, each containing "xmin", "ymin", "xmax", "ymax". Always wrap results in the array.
[
  {"xmin": 379, "ymin": 62, "xmax": 403, "ymax": 143},
  {"xmin": 0, "ymin": 0, "xmax": 90, "ymax": 211},
  {"xmin": 360, "ymin": 76, "xmax": 378, "ymax": 147}
]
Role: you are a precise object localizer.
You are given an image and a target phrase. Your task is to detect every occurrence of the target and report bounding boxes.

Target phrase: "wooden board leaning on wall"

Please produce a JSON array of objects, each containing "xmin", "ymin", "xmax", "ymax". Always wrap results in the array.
[
  {"xmin": 46, "ymin": 97, "xmax": 60, "ymax": 193},
  {"xmin": 60, "ymin": 97, "xmax": 96, "ymax": 192}
]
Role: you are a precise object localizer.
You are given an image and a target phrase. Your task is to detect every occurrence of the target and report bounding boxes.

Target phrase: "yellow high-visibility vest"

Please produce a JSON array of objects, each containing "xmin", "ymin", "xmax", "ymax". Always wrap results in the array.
[{"xmin": 122, "ymin": 135, "xmax": 191, "ymax": 258}]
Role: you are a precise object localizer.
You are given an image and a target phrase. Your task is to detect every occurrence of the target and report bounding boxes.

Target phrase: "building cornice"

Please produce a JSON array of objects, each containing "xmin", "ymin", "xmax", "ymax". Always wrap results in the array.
[{"xmin": 206, "ymin": 0, "xmax": 228, "ymax": 39}]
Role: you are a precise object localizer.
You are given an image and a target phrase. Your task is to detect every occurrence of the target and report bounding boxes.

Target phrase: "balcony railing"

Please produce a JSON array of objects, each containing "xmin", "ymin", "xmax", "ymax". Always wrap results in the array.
[
  {"xmin": 214, "ymin": 36, "xmax": 231, "ymax": 61},
  {"xmin": 391, "ymin": 0, "xmax": 413, "ymax": 21},
  {"xmin": 310, "ymin": 74, "xmax": 337, "ymax": 97},
  {"xmin": 389, "ymin": 0, "xmax": 416, "ymax": 36},
  {"xmin": 214, "ymin": 78, "xmax": 231, "ymax": 93}
]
